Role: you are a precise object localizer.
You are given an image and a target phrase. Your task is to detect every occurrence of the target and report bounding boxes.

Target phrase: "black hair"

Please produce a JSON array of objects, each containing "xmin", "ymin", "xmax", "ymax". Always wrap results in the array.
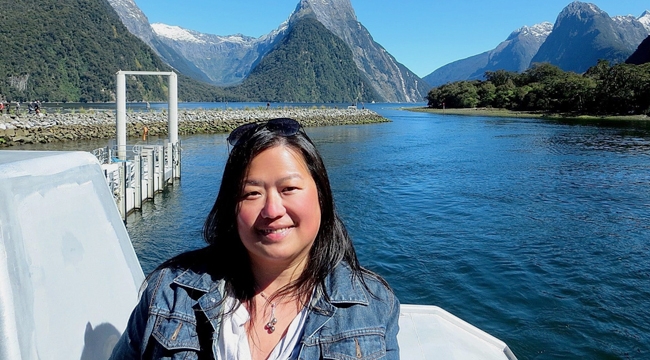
[{"xmin": 153, "ymin": 121, "xmax": 370, "ymax": 304}]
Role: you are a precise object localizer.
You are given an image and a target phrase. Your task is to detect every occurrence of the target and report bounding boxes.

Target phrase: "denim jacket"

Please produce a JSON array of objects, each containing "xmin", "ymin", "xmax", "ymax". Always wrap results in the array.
[{"xmin": 110, "ymin": 261, "xmax": 400, "ymax": 359}]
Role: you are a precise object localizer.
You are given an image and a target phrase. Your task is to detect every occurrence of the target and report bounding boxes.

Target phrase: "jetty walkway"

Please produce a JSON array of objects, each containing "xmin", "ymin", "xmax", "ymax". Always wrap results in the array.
[{"xmin": 0, "ymin": 108, "xmax": 388, "ymax": 147}]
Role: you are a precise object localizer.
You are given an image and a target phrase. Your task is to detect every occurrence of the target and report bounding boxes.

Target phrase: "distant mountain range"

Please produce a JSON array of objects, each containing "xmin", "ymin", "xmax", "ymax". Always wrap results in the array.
[
  {"xmin": 108, "ymin": 0, "xmax": 428, "ymax": 102},
  {"xmin": 424, "ymin": 2, "xmax": 650, "ymax": 87},
  {"xmin": 4, "ymin": 0, "xmax": 648, "ymax": 103},
  {"xmin": 424, "ymin": 22, "xmax": 553, "ymax": 87}
]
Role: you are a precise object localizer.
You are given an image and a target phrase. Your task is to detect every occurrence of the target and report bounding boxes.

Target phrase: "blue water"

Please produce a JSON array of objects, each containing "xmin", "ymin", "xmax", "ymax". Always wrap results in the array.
[{"xmin": 12, "ymin": 103, "xmax": 649, "ymax": 358}]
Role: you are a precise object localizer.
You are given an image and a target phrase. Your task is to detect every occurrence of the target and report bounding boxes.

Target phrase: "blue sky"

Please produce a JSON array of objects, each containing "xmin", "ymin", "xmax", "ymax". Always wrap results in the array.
[{"xmin": 133, "ymin": 0, "xmax": 650, "ymax": 78}]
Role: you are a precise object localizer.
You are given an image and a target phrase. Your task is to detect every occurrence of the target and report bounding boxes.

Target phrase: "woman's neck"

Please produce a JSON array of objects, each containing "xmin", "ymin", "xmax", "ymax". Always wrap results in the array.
[{"xmin": 250, "ymin": 255, "xmax": 308, "ymax": 296}]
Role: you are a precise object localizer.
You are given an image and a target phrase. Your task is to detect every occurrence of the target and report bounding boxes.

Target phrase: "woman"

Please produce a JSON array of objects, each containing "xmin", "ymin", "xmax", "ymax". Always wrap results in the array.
[{"xmin": 110, "ymin": 118, "xmax": 400, "ymax": 359}]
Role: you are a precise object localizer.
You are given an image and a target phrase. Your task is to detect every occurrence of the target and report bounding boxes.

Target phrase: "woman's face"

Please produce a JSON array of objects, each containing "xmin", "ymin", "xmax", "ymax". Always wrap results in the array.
[{"xmin": 236, "ymin": 145, "xmax": 321, "ymax": 269}]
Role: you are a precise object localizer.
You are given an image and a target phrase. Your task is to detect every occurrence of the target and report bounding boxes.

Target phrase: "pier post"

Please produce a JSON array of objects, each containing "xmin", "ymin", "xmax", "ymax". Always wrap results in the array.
[
  {"xmin": 168, "ymin": 72, "xmax": 178, "ymax": 145},
  {"xmin": 168, "ymin": 72, "xmax": 181, "ymax": 181},
  {"xmin": 116, "ymin": 71, "xmax": 127, "ymax": 160},
  {"xmin": 157, "ymin": 146, "xmax": 164, "ymax": 191},
  {"xmin": 119, "ymin": 161, "xmax": 127, "ymax": 222},
  {"xmin": 146, "ymin": 149, "xmax": 154, "ymax": 199},
  {"xmin": 134, "ymin": 155, "xmax": 142, "ymax": 210},
  {"xmin": 174, "ymin": 142, "xmax": 181, "ymax": 181}
]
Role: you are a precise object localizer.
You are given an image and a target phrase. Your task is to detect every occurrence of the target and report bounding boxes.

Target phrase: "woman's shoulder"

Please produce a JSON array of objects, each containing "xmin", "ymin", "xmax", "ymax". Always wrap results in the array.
[
  {"xmin": 328, "ymin": 262, "xmax": 398, "ymax": 306},
  {"xmin": 146, "ymin": 264, "xmax": 219, "ymax": 292},
  {"xmin": 144, "ymin": 247, "xmax": 222, "ymax": 291}
]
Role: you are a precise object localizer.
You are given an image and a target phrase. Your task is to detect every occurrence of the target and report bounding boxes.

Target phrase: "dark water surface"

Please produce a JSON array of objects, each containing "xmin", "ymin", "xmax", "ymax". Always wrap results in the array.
[{"xmin": 8, "ymin": 104, "xmax": 650, "ymax": 358}]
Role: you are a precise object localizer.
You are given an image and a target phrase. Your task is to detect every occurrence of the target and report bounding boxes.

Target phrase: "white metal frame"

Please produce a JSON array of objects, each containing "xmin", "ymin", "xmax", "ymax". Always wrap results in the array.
[{"xmin": 115, "ymin": 70, "xmax": 178, "ymax": 160}]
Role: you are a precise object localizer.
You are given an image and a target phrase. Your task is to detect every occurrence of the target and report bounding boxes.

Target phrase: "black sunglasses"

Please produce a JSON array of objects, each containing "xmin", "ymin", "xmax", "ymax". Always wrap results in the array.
[{"xmin": 227, "ymin": 118, "xmax": 302, "ymax": 146}]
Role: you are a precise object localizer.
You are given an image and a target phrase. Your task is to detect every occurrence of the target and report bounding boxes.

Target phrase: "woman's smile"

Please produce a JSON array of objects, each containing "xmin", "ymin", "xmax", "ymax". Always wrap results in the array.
[
  {"xmin": 237, "ymin": 145, "xmax": 321, "ymax": 267},
  {"xmin": 257, "ymin": 225, "xmax": 294, "ymax": 240}
]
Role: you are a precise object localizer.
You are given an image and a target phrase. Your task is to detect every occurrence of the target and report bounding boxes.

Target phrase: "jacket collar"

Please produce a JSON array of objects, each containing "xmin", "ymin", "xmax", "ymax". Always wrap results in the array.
[
  {"xmin": 322, "ymin": 261, "xmax": 369, "ymax": 306},
  {"xmin": 173, "ymin": 268, "xmax": 217, "ymax": 293},
  {"xmin": 169, "ymin": 262, "xmax": 367, "ymax": 340},
  {"xmin": 170, "ymin": 261, "xmax": 368, "ymax": 305}
]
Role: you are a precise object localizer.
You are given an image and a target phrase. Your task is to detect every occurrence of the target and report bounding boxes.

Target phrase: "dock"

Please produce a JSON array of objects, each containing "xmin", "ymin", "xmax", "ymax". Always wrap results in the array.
[{"xmin": 94, "ymin": 70, "xmax": 181, "ymax": 221}]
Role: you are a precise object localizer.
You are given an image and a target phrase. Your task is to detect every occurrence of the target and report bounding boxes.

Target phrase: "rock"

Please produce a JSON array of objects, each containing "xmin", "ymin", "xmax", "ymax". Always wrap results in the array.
[{"xmin": 0, "ymin": 108, "xmax": 389, "ymax": 147}]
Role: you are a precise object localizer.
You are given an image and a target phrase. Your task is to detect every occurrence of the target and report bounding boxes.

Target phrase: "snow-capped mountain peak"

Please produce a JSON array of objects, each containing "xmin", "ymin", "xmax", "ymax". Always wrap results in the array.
[
  {"xmin": 638, "ymin": 10, "xmax": 650, "ymax": 32},
  {"xmin": 152, "ymin": 23, "xmax": 206, "ymax": 44},
  {"xmin": 515, "ymin": 22, "xmax": 554, "ymax": 38}
]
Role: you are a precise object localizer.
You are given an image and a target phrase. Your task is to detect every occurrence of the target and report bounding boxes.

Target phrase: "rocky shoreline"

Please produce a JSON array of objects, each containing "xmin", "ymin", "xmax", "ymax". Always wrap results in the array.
[{"xmin": 0, "ymin": 108, "xmax": 388, "ymax": 147}]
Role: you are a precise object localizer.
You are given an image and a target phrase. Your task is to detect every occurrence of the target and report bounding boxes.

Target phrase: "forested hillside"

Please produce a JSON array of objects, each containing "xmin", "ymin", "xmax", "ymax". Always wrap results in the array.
[
  {"xmin": 426, "ymin": 62, "xmax": 650, "ymax": 115},
  {"xmin": 0, "ymin": 0, "xmax": 234, "ymax": 102},
  {"xmin": 229, "ymin": 17, "xmax": 379, "ymax": 103}
]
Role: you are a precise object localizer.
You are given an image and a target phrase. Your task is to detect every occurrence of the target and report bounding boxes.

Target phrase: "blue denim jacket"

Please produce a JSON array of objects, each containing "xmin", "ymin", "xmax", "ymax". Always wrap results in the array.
[{"xmin": 110, "ymin": 261, "xmax": 400, "ymax": 359}]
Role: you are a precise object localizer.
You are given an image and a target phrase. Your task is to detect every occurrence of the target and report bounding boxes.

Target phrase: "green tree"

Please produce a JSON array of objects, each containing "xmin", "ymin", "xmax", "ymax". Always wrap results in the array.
[
  {"xmin": 485, "ymin": 70, "xmax": 518, "ymax": 87},
  {"xmin": 493, "ymin": 79, "xmax": 517, "ymax": 109},
  {"xmin": 477, "ymin": 82, "xmax": 496, "ymax": 107}
]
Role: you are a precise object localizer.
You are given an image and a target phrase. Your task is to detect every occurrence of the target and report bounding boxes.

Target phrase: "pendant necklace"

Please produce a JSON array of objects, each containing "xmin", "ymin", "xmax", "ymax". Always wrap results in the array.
[{"xmin": 259, "ymin": 292, "xmax": 277, "ymax": 333}]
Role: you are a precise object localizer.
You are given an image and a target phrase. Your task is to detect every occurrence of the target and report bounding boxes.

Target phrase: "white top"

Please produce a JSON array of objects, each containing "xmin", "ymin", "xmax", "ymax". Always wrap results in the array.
[{"xmin": 216, "ymin": 296, "xmax": 309, "ymax": 360}]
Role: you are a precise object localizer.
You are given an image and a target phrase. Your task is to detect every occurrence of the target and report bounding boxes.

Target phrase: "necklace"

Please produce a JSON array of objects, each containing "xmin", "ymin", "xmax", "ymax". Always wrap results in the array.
[{"xmin": 259, "ymin": 292, "xmax": 277, "ymax": 333}]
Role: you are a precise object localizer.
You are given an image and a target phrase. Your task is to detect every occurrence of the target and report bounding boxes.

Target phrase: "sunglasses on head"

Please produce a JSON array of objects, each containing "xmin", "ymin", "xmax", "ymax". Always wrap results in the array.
[{"xmin": 227, "ymin": 118, "xmax": 302, "ymax": 146}]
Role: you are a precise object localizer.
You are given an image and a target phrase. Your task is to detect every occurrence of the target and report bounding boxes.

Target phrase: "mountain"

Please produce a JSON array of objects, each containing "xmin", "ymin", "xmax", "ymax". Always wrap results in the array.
[
  {"xmin": 228, "ymin": 17, "xmax": 378, "ymax": 103},
  {"xmin": 638, "ymin": 10, "xmax": 650, "ymax": 32},
  {"xmin": 0, "ymin": 0, "xmax": 233, "ymax": 103},
  {"xmin": 107, "ymin": 0, "xmax": 427, "ymax": 102},
  {"xmin": 105, "ymin": 0, "xmax": 213, "ymax": 83},
  {"xmin": 152, "ymin": 23, "xmax": 286, "ymax": 86},
  {"xmin": 531, "ymin": 2, "xmax": 648, "ymax": 73},
  {"xmin": 423, "ymin": 3, "xmax": 650, "ymax": 87},
  {"xmin": 288, "ymin": 0, "xmax": 428, "ymax": 102},
  {"xmin": 626, "ymin": 35, "xmax": 650, "ymax": 64},
  {"xmin": 423, "ymin": 22, "xmax": 552, "ymax": 87}
]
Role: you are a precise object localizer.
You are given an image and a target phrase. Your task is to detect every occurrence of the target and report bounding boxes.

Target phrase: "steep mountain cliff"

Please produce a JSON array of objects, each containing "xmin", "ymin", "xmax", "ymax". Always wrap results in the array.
[
  {"xmin": 423, "ymin": 22, "xmax": 552, "ymax": 87},
  {"xmin": 0, "ymin": 0, "xmax": 234, "ymax": 102},
  {"xmin": 636, "ymin": 10, "xmax": 650, "ymax": 32},
  {"xmin": 289, "ymin": 0, "xmax": 428, "ymax": 102},
  {"xmin": 626, "ymin": 35, "xmax": 650, "ymax": 64},
  {"xmin": 229, "ymin": 17, "xmax": 378, "ymax": 103},
  {"xmin": 0, "ymin": 0, "xmax": 171, "ymax": 102},
  {"xmin": 531, "ymin": 2, "xmax": 647, "ymax": 73}
]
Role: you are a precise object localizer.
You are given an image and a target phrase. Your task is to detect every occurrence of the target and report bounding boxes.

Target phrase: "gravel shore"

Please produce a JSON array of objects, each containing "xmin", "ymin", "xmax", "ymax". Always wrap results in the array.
[{"xmin": 0, "ymin": 108, "xmax": 388, "ymax": 147}]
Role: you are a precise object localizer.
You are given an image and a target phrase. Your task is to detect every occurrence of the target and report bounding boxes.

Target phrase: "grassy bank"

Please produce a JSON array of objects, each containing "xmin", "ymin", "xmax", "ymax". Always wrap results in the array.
[{"xmin": 407, "ymin": 107, "xmax": 650, "ymax": 122}]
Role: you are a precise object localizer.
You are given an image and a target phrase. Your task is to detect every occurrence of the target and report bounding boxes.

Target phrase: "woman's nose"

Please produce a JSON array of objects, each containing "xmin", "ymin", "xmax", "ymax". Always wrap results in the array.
[{"xmin": 261, "ymin": 192, "xmax": 285, "ymax": 218}]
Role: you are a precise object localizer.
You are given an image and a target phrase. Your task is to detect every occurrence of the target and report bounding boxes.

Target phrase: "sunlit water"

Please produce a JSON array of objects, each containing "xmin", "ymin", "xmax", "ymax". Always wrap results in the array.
[{"xmin": 7, "ymin": 104, "xmax": 650, "ymax": 359}]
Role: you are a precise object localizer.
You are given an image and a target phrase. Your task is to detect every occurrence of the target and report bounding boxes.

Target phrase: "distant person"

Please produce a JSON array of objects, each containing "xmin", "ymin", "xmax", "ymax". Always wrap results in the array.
[
  {"xmin": 266, "ymin": 102, "xmax": 270, "ymax": 110},
  {"xmin": 109, "ymin": 118, "xmax": 400, "ymax": 359},
  {"xmin": 0, "ymin": 102, "xmax": 4, "ymax": 114},
  {"xmin": 28, "ymin": 102, "xmax": 35, "ymax": 114},
  {"xmin": 34, "ymin": 101, "xmax": 40, "ymax": 114},
  {"xmin": 15, "ymin": 101, "xmax": 20, "ymax": 114}
]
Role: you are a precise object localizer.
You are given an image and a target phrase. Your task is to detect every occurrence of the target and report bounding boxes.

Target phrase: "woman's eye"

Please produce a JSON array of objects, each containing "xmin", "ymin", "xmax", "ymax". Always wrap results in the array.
[
  {"xmin": 242, "ymin": 191, "xmax": 261, "ymax": 199},
  {"xmin": 283, "ymin": 186, "xmax": 299, "ymax": 193}
]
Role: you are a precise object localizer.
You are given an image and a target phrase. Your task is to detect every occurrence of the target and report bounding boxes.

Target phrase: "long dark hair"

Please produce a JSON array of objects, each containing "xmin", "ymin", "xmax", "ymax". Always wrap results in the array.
[{"xmin": 154, "ymin": 123, "xmax": 365, "ymax": 303}]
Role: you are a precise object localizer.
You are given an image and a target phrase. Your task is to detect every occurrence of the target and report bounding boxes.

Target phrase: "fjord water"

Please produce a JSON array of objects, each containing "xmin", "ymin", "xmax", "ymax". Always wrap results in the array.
[
  {"xmin": 17, "ymin": 103, "xmax": 648, "ymax": 358},
  {"xmin": 122, "ymin": 104, "xmax": 650, "ymax": 359}
]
